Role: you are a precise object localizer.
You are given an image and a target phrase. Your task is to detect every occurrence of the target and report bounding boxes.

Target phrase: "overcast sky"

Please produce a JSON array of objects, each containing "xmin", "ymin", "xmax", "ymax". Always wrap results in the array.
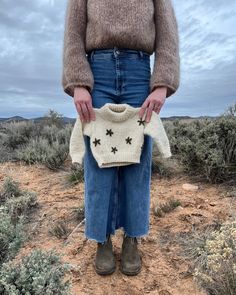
[{"xmin": 0, "ymin": 0, "xmax": 235, "ymax": 118}]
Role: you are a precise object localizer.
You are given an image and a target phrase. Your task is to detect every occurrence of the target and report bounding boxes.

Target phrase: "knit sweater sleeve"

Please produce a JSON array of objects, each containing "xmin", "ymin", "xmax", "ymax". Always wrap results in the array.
[
  {"xmin": 150, "ymin": 0, "xmax": 180, "ymax": 98},
  {"xmin": 69, "ymin": 117, "xmax": 92, "ymax": 164},
  {"xmin": 143, "ymin": 111, "xmax": 172, "ymax": 158},
  {"xmin": 62, "ymin": 0, "xmax": 94, "ymax": 97}
]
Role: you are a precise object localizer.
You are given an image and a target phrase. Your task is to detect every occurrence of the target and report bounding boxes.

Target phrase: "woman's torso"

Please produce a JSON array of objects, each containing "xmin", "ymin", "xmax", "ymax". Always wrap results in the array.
[{"xmin": 85, "ymin": 0, "xmax": 156, "ymax": 54}]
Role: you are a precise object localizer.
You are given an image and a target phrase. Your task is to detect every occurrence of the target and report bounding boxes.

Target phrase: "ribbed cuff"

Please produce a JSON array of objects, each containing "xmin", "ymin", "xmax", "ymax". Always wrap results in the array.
[
  {"xmin": 161, "ymin": 150, "xmax": 172, "ymax": 158},
  {"xmin": 64, "ymin": 82, "xmax": 93, "ymax": 98},
  {"xmin": 70, "ymin": 154, "xmax": 84, "ymax": 165},
  {"xmin": 150, "ymin": 83, "xmax": 177, "ymax": 98}
]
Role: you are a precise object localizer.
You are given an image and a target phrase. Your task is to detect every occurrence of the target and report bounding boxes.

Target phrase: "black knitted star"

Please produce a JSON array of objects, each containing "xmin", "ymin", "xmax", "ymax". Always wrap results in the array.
[
  {"xmin": 125, "ymin": 136, "xmax": 132, "ymax": 144},
  {"xmin": 106, "ymin": 128, "xmax": 114, "ymax": 136},
  {"xmin": 111, "ymin": 146, "xmax": 118, "ymax": 154},
  {"xmin": 137, "ymin": 118, "xmax": 145, "ymax": 126},
  {"xmin": 93, "ymin": 138, "xmax": 101, "ymax": 147}
]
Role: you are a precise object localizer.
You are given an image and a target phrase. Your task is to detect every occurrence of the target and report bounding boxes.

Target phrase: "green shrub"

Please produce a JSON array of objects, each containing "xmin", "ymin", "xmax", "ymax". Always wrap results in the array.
[
  {"xmin": 151, "ymin": 155, "xmax": 184, "ymax": 178},
  {"xmin": 0, "ymin": 110, "xmax": 72, "ymax": 170},
  {"xmin": 167, "ymin": 115, "xmax": 236, "ymax": 183},
  {"xmin": 0, "ymin": 177, "xmax": 22, "ymax": 203},
  {"xmin": 48, "ymin": 220, "xmax": 71, "ymax": 240},
  {"xmin": 41, "ymin": 124, "xmax": 71, "ymax": 146},
  {"xmin": 176, "ymin": 223, "xmax": 222, "ymax": 268},
  {"xmin": 0, "ymin": 145, "xmax": 14, "ymax": 163},
  {"xmin": 42, "ymin": 139, "xmax": 69, "ymax": 170},
  {"xmin": 175, "ymin": 220, "xmax": 236, "ymax": 295},
  {"xmin": 5, "ymin": 192, "xmax": 38, "ymax": 223},
  {"xmin": 192, "ymin": 221, "xmax": 236, "ymax": 295},
  {"xmin": 222, "ymin": 102, "xmax": 236, "ymax": 117},
  {"xmin": 41, "ymin": 109, "xmax": 64, "ymax": 128},
  {"xmin": 16, "ymin": 137, "xmax": 69, "ymax": 170},
  {"xmin": 67, "ymin": 164, "xmax": 84, "ymax": 185},
  {"xmin": 0, "ymin": 177, "xmax": 38, "ymax": 222},
  {"xmin": 0, "ymin": 211, "xmax": 25, "ymax": 265},
  {"xmin": 16, "ymin": 137, "xmax": 50, "ymax": 165},
  {"xmin": 0, "ymin": 249, "xmax": 72, "ymax": 295},
  {"xmin": 153, "ymin": 198, "xmax": 181, "ymax": 217},
  {"xmin": 0, "ymin": 121, "xmax": 38, "ymax": 150}
]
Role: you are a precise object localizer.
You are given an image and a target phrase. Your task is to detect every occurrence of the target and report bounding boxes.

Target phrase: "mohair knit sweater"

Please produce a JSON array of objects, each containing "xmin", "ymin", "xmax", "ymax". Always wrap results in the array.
[
  {"xmin": 62, "ymin": 0, "xmax": 180, "ymax": 98},
  {"xmin": 69, "ymin": 103, "xmax": 172, "ymax": 168}
]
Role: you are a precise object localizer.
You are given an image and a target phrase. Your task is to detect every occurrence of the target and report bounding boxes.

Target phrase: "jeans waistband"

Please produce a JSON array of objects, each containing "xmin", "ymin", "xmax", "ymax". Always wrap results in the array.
[{"xmin": 87, "ymin": 46, "xmax": 151, "ymax": 59}]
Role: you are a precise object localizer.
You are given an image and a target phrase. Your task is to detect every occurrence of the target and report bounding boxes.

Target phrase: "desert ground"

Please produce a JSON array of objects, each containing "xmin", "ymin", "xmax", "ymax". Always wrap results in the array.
[{"xmin": 1, "ymin": 160, "xmax": 234, "ymax": 295}]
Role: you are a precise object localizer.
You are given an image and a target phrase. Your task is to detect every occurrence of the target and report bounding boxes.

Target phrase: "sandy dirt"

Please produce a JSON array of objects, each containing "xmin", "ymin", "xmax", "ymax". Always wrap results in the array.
[{"xmin": 0, "ymin": 161, "xmax": 234, "ymax": 295}]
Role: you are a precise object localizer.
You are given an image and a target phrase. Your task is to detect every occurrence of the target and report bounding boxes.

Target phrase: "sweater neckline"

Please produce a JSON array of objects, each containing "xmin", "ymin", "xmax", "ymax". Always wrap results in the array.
[{"xmin": 99, "ymin": 103, "xmax": 137, "ymax": 122}]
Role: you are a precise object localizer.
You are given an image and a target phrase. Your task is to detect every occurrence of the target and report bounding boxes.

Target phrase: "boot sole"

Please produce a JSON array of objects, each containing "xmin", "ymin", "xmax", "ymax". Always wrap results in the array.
[
  {"xmin": 94, "ymin": 263, "xmax": 116, "ymax": 275},
  {"xmin": 119, "ymin": 263, "xmax": 142, "ymax": 276}
]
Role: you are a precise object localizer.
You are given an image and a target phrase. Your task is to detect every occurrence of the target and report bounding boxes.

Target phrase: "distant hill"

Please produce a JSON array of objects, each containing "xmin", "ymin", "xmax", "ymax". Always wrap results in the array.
[
  {"xmin": 0, "ymin": 116, "xmax": 75, "ymax": 124},
  {"xmin": 161, "ymin": 115, "xmax": 219, "ymax": 121},
  {"xmin": 0, "ymin": 116, "xmax": 27, "ymax": 122},
  {"xmin": 0, "ymin": 115, "xmax": 219, "ymax": 123}
]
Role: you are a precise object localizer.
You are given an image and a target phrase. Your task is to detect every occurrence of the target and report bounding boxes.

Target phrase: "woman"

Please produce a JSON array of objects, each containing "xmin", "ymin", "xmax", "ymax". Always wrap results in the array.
[{"xmin": 62, "ymin": 0, "xmax": 180, "ymax": 276}]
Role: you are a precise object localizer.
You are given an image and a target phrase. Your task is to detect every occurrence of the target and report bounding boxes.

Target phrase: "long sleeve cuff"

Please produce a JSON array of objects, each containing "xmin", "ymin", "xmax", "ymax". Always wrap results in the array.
[{"xmin": 70, "ymin": 153, "xmax": 84, "ymax": 165}]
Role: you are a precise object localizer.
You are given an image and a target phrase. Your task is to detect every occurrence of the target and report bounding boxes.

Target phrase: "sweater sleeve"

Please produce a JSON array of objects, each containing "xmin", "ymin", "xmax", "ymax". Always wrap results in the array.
[
  {"xmin": 150, "ymin": 0, "xmax": 180, "ymax": 98},
  {"xmin": 62, "ymin": 0, "xmax": 94, "ymax": 97},
  {"xmin": 143, "ymin": 111, "xmax": 172, "ymax": 158},
  {"xmin": 69, "ymin": 117, "xmax": 92, "ymax": 164}
]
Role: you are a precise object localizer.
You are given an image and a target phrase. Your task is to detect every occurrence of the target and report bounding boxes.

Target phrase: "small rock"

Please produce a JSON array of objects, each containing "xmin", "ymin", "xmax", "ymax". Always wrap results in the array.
[
  {"xmin": 209, "ymin": 202, "xmax": 216, "ymax": 206},
  {"xmin": 182, "ymin": 183, "xmax": 199, "ymax": 191},
  {"xmin": 197, "ymin": 204, "xmax": 205, "ymax": 209},
  {"xmin": 174, "ymin": 205, "xmax": 184, "ymax": 212}
]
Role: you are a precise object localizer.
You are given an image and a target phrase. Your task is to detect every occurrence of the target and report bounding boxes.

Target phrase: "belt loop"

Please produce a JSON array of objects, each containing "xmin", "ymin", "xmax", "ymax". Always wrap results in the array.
[
  {"xmin": 139, "ymin": 50, "xmax": 143, "ymax": 59},
  {"xmin": 91, "ymin": 50, "xmax": 95, "ymax": 61},
  {"xmin": 113, "ymin": 46, "xmax": 118, "ymax": 58}
]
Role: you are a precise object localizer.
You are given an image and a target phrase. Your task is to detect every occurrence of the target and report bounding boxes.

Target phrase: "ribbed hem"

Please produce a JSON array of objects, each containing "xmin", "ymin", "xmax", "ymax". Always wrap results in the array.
[{"xmin": 96, "ymin": 152, "xmax": 141, "ymax": 168}]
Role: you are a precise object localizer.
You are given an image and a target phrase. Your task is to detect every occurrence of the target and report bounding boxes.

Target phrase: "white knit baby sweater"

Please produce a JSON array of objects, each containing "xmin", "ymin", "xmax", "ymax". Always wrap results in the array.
[{"xmin": 69, "ymin": 103, "xmax": 172, "ymax": 168}]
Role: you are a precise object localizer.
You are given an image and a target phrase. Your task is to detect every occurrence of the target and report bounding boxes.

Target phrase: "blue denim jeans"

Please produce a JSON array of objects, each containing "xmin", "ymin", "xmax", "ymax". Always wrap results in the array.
[{"xmin": 83, "ymin": 46, "xmax": 153, "ymax": 243}]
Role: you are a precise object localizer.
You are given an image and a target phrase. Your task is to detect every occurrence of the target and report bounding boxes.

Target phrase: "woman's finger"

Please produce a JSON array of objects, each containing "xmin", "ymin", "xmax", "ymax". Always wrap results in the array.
[
  {"xmin": 145, "ymin": 100, "xmax": 155, "ymax": 122},
  {"xmin": 86, "ymin": 100, "xmax": 96, "ymax": 121},
  {"xmin": 75, "ymin": 102, "xmax": 84, "ymax": 121},
  {"xmin": 81, "ymin": 102, "xmax": 89, "ymax": 122}
]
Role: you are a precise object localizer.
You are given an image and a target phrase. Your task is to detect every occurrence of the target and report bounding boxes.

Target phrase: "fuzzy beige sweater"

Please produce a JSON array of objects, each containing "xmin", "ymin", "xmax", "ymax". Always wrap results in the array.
[
  {"xmin": 70, "ymin": 103, "xmax": 172, "ymax": 168},
  {"xmin": 62, "ymin": 0, "xmax": 180, "ymax": 98}
]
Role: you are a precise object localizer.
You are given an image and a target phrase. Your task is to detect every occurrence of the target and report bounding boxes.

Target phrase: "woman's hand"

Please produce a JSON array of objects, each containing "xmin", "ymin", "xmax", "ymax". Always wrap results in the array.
[
  {"xmin": 138, "ymin": 86, "xmax": 167, "ymax": 122},
  {"xmin": 73, "ymin": 87, "xmax": 96, "ymax": 122}
]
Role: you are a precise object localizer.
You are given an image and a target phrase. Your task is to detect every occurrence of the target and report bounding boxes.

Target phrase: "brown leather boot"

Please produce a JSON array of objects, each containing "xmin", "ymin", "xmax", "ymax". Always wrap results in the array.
[
  {"xmin": 94, "ymin": 234, "xmax": 116, "ymax": 275},
  {"xmin": 119, "ymin": 233, "xmax": 142, "ymax": 275}
]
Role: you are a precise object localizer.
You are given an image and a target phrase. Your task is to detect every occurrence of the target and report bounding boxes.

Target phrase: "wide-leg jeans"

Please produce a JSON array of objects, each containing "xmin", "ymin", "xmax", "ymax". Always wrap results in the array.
[{"xmin": 83, "ymin": 46, "xmax": 153, "ymax": 243}]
